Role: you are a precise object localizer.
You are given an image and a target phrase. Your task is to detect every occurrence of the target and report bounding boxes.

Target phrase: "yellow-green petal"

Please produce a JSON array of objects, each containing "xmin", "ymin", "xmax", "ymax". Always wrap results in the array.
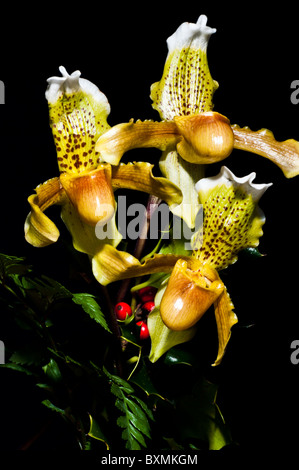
[
  {"xmin": 150, "ymin": 15, "xmax": 218, "ymax": 120},
  {"xmin": 25, "ymin": 196, "xmax": 60, "ymax": 247},
  {"xmin": 212, "ymin": 288, "xmax": 238, "ymax": 366},
  {"xmin": 61, "ymin": 200, "xmax": 122, "ymax": 257},
  {"xmin": 159, "ymin": 150, "xmax": 204, "ymax": 228},
  {"xmin": 24, "ymin": 177, "xmax": 65, "ymax": 247}
]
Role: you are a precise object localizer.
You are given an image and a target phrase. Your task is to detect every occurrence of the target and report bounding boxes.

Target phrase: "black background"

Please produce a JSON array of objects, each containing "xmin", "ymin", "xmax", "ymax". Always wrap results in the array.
[{"xmin": 1, "ymin": 2, "xmax": 299, "ymax": 457}]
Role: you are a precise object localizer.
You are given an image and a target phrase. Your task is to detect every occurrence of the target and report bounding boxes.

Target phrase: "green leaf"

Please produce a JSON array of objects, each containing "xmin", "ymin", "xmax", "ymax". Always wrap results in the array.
[
  {"xmin": 0, "ymin": 253, "xmax": 30, "ymax": 280},
  {"xmin": 163, "ymin": 348, "xmax": 196, "ymax": 367},
  {"xmin": 130, "ymin": 360, "xmax": 164, "ymax": 400},
  {"xmin": 72, "ymin": 293, "xmax": 111, "ymax": 333},
  {"xmin": 148, "ymin": 306, "xmax": 197, "ymax": 363},
  {"xmin": 104, "ymin": 367, "xmax": 153, "ymax": 450},
  {"xmin": 88, "ymin": 414, "xmax": 109, "ymax": 449},
  {"xmin": 41, "ymin": 399, "xmax": 65, "ymax": 415},
  {"xmin": 0, "ymin": 362, "xmax": 36, "ymax": 376},
  {"xmin": 42, "ymin": 358, "xmax": 62, "ymax": 383},
  {"xmin": 134, "ymin": 396, "xmax": 154, "ymax": 422},
  {"xmin": 9, "ymin": 346, "xmax": 45, "ymax": 366},
  {"xmin": 176, "ymin": 377, "xmax": 232, "ymax": 450}
]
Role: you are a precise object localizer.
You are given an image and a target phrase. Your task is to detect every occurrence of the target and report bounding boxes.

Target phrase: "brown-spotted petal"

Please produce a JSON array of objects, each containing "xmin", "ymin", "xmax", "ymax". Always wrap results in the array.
[
  {"xmin": 46, "ymin": 66, "xmax": 111, "ymax": 174},
  {"xmin": 232, "ymin": 125, "xmax": 299, "ymax": 178},
  {"xmin": 24, "ymin": 177, "xmax": 65, "ymax": 247}
]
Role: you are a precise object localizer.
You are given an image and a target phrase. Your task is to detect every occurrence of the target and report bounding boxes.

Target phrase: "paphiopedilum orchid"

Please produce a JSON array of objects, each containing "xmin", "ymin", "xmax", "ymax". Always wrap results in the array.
[
  {"xmin": 91, "ymin": 166, "xmax": 271, "ymax": 365},
  {"xmin": 24, "ymin": 67, "xmax": 182, "ymax": 262},
  {"xmin": 95, "ymin": 14, "xmax": 299, "ymax": 230}
]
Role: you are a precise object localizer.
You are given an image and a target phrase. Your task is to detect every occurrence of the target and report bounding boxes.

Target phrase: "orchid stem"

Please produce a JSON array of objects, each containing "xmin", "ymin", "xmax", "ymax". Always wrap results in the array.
[{"xmin": 116, "ymin": 195, "xmax": 161, "ymax": 304}]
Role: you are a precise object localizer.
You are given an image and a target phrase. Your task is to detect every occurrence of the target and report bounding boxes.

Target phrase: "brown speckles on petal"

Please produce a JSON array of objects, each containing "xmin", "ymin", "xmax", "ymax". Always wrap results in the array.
[
  {"xmin": 151, "ymin": 46, "xmax": 218, "ymax": 120},
  {"xmin": 48, "ymin": 85, "xmax": 110, "ymax": 174},
  {"xmin": 193, "ymin": 185, "xmax": 256, "ymax": 270}
]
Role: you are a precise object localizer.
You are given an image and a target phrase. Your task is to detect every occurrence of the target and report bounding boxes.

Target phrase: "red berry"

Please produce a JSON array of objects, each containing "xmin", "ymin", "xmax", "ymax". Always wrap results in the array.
[
  {"xmin": 114, "ymin": 302, "xmax": 132, "ymax": 321},
  {"xmin": 142, "ymin": 301, "xmax": 155, "ymax": 313},
  {"xmin": 138, "ymin": 286, "xmax": 157, "ymax": 303},
  {"xmin": 136, "ymin": 321, "xmax": 150, "ymax": 340}
]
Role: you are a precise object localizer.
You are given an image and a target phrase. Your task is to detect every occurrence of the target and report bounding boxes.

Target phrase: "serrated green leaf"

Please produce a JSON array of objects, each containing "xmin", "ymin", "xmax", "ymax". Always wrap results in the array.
[
  {"xmin": 72, "ymin": 293, "xmax": 111, "ymax": 333},
  {"xmin": 134, "ymin": 396, "xmax": 154, "ymax": 421},
  {"xmin": 128, "ymin": 422, "xmax": 147, "ymax": 447},
  {"xmin": 115, "ymin": 398, "xmax": 126, "ymax": 413},
  {"xmin": 110, "ymin": 383, "xmax": 123, "ymax": 399},
  {"xmin": 103, "ymin": 367, "xmax": 135, "ymax": 393},
  {"xmin": 121, "ymin": 428, "xmax": 141, "ymax": 450},
  {"xmin": 126, "ymin": 399, "xmax": 151, "ymax": 436},
  {"xmin": 117, "ymin": 415, "xmax": 128, "ymax": 428},
  {"xmin": 9, "ymin": 341, "xmax": 46, "ymax": 366}
]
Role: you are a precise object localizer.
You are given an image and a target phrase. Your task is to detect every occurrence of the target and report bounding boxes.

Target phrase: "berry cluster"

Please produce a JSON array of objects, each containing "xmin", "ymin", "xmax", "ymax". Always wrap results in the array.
[{"xmin": 113, "ymin": 286, "xmax": 157, "ymax": 341}]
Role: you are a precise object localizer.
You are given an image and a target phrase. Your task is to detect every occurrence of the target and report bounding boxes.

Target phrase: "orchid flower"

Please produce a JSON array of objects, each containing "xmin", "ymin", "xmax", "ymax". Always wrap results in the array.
[
  {"xmin": 25, "ymin": 67, "xmax": 182, "ymax": 262},
  {"xmin": 91, "ymin": 166, "xmax": 271, "ymax": 365},
  {"xmin": 95, "ymin": 14, "xmax": 299, "ymax": 229}
]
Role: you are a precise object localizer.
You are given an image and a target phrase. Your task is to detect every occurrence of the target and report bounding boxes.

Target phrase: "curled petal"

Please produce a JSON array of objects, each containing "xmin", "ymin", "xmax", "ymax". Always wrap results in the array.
[
  {"xmin": 160, "ymin": 259, "xmax": 224, "ymax": 330},
  {"xmin": 60, "ymin": 164, "xmax": 115, "ymax": 226},
  {"xmin": 196, "ymin": 165, "xmax": 271, "ymax": 204},
  {"xmin": 232, "ymin": 125, "xmax": 299, "ymax": 178},
  {"xmin": 47, "ymin": 66, "xmax": 111, "ymax": 173},
  {"xmin": 151, "ymin": 14, "xmax": 218, "ymax": 119},
  {"xmin": 95, "ymin": 120, "xmax": 180, "ymax": 166},
  {"xmin": 24, "ymin": 178, "xmax": 65, "ymax": 247},
  {"xmin": 92, "ymin": 244, "xmax": 189, "ymax": 286},
  {"xmin": 212, "ymin": 288, "xmax": 238, "ymax": 366},
  {"xmin": 111, "ymin": 161, "xmax": 182, "ymax": 206}
]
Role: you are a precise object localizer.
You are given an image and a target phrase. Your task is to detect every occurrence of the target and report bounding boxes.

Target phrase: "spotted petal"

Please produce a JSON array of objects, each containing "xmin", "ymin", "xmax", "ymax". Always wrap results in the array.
[
  {"xmin": 193, "ymin": 166, "xmax": 272, "ymax": 270},
  {"xmin": 150, "ymin": 14, "xmax": 218, "ymax": 120},
  {"xmin": 47, "ymin": 66, "xmax": 111, "ymax": 173}
]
